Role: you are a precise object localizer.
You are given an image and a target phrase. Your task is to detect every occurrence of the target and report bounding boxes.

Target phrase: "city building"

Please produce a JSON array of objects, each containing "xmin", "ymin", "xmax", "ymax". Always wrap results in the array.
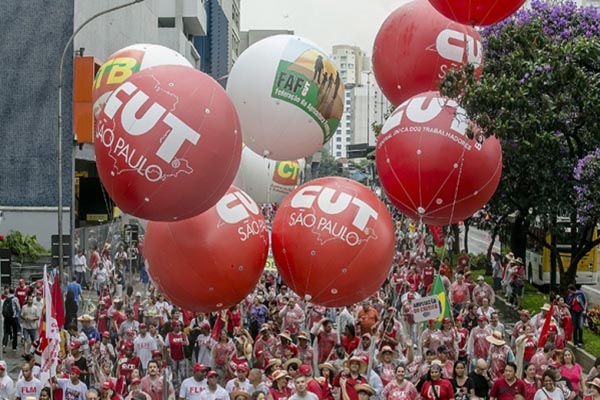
[
  {"xmin": 330, "ymin": 45, "xmax": 369, "ymax": 87},
  {"xmin": 239, "ymin": 29, "xmax": 294, "ymax": 54},
  {"xmin": 194, "ymin": 0, "xmax": 241, "ymax": 85}
]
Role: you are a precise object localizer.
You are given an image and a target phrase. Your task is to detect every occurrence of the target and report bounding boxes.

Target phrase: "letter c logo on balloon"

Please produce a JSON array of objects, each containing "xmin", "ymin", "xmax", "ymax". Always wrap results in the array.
[
  {"xmin": 435, "ymin": 29, "xmax": 482, "ymax": 67},
  {"xmin": 290, "ymin": 185, "xmax": 378, "ymax": 232},
  {"xmin": 103, "ymin": 81, "xmax": 201, "ymax": 165},
  {"xmin": 273, "ymin": 161, "xmax": 300, "ymax": 185},
  {"xmin": 383, "ymin": 95, "xmax": 469, "ymax": 138},
  {"xmin": 216, "ymin": 190, "xmax": 260, "ymax": 224}
]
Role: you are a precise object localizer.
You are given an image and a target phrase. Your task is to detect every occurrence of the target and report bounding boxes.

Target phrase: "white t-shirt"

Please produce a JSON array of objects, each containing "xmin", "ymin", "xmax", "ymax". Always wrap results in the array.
[
  {"xmin": 15, "ymin": 378, "xmax": 44, "ymax": 400},
  {"xmin": 57, "ymin": 378, "xmax": 88, "ymax": 400},
  {"xmin": 179, "ymin": 377, "xmax": 208, "ymax": 400},
  {"xmin": 134, "ymin": 334, "xmax": 158, "ymax": 369},
  {"xmin": 198, "ymin": 386, "xmax": 229, "ymax": 400},
  {"xmin": 534, "ymin": 388, "xmax": 565, "ymax": 400},
  {"xmin": 225, "ymin": 379, "xmax": 252, "ymax": 394},
  {"xmin": 289, "ymin": 392, "xmax": 319, "ymax": 400},
  {"xmin": 0, "ymin": 375, "xmax": 15, "ymax": 400}
]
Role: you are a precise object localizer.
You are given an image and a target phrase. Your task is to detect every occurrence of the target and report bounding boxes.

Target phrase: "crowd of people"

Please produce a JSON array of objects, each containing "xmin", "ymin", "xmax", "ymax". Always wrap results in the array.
[{"xmin": 0, "ymin": 220, "xmax": 599, "ymax": 400}]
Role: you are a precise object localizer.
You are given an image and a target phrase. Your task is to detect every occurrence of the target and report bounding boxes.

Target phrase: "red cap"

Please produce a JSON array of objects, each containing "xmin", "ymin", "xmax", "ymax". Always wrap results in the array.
[
  {"xmin": 171, "ymin": 320, "xmax": 181, "ymax": 327},
  {"xmin": 123, "ymin": 341, "xmax": 134, "ymax": 349},
  {"xmin": 102, "ymin": 331, "xmax": 110, "ymax": 338},
  {"xmin": 442, "ymin": 318, "xmax": 452, "ymax": 324},
  {"xmin": 70, "ymin": 366, "xmax": 81, "ymax": 375},
  {"xmin": 207, "ymin": 371, "xmax": 218, "ymax": 378},
  {"xmin": 152, "ymin": 350, "xmax": 162, "ymax": 357},
  {"xmin": 89, "ymin": 339, "xmax": 96, "ymax": 346},
  {"xmin": 236, "ymin": 363, "xmax": 249, "ymax": 372},
  {"xmin": 126, "ymin": 329, "xmax": 136, "ymax": 336},
  {"xmin": 102, "ymin": 381, "xmax": 115, "ymax": 390},
  {"xmin": 69, "ymin": 341, "xmax": 81, "ymax": 350},
  {"xmin": 139, "ymin": 323, "xmax": 147, "ymax": 329},
  {"xmin": 298, "ymin": 364, "xmax": 312, "ymax": 377},
  {"xmin": 193, "ymin": 363, "xmax": 208, "ymax": 372},
  {"xmin": 549, "ymin": 325, "xmax": 558, "ymax": 333},
  {"xmin": 130, "ymin": 378, "xmax": 141, "ymax": 385},
  {"xmin": 477, "ymin": 315, "xmax": 488, "ymax": 322}
]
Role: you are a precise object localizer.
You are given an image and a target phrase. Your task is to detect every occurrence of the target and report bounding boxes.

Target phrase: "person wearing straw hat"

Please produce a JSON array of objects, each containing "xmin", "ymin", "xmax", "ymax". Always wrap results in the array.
[
  {"xmin": 373, "ymin": 346, "xmax": 399, "ymax": 387},
  {"xmin": 255, "ymin": 324, "xmax": 280, "ymax": 362},
  {"xmin": 586, "ymin": 377, "xmax": 600, "ymax": 400},
  {"xmin": 268, "ymin": 371, "xmax": 292, "ymax": 400},
  {"xmin": 347, "ymin": 383, "xmax": 375, "ymax": 400},
  {"xmin": 277, "ymin": 331, "xmax": 298, "ymax": 362},
  {"xmin": 333, "ymin": 357, "xmax": 368, "ymax": 400},
  {"xmin": 511, "ymin": 309, "xmax": 534, "ymax": 348},
  {"xmin": 486, "ymin": 331, "xmax": 515, "ymax": 381},
  {"xmin": 532, "ymin": 303, "xmax": 558, "ymax": 335},
  {"xmin": 381, "ymin": 364, "xmax": 418, "ymax": 400},
  {"xmin": 231, "ymin": 391, "xmax": 252, "ymax": 400},
  {"xmin": 296, "ymin": 332, "xmax": 314, "ymax": 367}
]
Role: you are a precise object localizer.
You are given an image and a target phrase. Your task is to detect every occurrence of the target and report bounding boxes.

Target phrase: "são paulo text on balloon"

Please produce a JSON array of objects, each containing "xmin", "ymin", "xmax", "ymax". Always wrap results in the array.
[
  {"xmin": 227, "ymin": 35, "xmax": 344, "ymax": 161},
  {"xmin": 94, "ymin": 65, "xmax": 242, "ymax": 221},
  {"xmin": 375, "ymin": 91, "xmax": 502, "ymax": 225},
  {"xmin": 372, "ymin": 0, "xmax": 483, "ymax": 107},
  {"xmin": 144, "ymin": 186, "xmax": 268, "ymax": 313},
  {"xmin": 271, "ymin": 177, "xmax": 396, "ymax": 307},
  {"xmin": 427, "ymin": 0, "xmax": 526, "ymax": 26},
  {"xmin": 92, "ymin": 43, "xmax": 192, "ymax": 118}
]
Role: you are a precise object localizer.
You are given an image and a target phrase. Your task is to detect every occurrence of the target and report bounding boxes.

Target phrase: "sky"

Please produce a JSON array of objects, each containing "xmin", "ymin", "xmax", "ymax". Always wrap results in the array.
[{"xmin": 240, "ymin": 0, "xmax": 410, "ymax": 56}]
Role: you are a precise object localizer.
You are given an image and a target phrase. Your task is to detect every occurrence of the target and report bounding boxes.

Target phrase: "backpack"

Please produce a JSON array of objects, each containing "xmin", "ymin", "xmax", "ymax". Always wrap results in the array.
[{"xmin": 2, "ymin": 298, "xmax": 14, "ymax": 319}]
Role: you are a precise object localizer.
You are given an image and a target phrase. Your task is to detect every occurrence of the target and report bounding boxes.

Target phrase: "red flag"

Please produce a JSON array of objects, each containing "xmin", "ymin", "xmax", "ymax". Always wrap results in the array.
[
  {"xmin": 537, "ymin": 302, "xmax": 555, "ymax": 349},
  {"xmin": 429, "ymin": 225, "xmax": 445, "ymax": 247},
  {"xmin": 210, "ymin": 312, "xmax": 223, "ymax": 341},
  {"xmin": 52, "ymin": 272, "xmax": 65, "ymax": 329}
]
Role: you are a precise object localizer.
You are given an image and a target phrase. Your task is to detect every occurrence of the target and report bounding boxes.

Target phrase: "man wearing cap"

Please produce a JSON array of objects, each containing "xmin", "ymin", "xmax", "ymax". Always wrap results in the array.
[
  {"xmin": 15, "ymin": 363, "xmax": 44, "ymax": 400},
  {"xmin": 0, "ymin": 360, "xmax": 15, "ymax": 400},
  {"xmin": 117, "ymin": 341, "xmax": 141, "ymax": 386},
  {"xmin": 333, "ymin": 357, "xmax": 368, "ymax": 400},
  {"xmin": 165, "ymin": 320, "xmax": 189, "ymax": 389},
  {"xmin": 55, "ymin": 366, "xmax": 88, "ymax": 400},
  {"xmin": 199, "ymin": 371, "xmax": 228, "ymax": 400},
  {"xmin": 466, "ymin": 315, "xmax": 492, "ymax": 371},
  {"xmin": 119, "ymin": 309, "xmax": 140, "ymax": 338},
  {"xmin": 194, "ymin": 321, "xmax": 215, "ymax": 367},
  {"xmin": 225, "ymin": 364, "xmax": 253, "ymax": 394},
  {"xmin": 296, "ymin": 332, "xmax": 314, "ymax": 367},
  {"xmin": 472, "ymin": 276, "xmax": 495, "ymax": 307},
  {"xmin": 134, "ymin": 323, "xmax": 158, "ymax": 372},
  {"xmin": 511, "ymin": 310, "xmax": 534, "ymax": 348},
  {"xmin": 486, "ymin": 331, "xmax": 515, "ymax": 381},
  {"xmin": 70, "ymin": 339, "xmax": 92, "ymax": 387},
  {"xmin": 254, "ymin": 324, "xmax": 279, "ymax": 362},
  {"xmin": 179, "ymin": 363, "xmax": 209, "ymax": 400}
]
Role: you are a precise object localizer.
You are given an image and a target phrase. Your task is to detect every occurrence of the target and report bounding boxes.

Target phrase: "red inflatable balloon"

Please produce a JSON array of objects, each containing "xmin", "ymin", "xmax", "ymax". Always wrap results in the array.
[
  {"xmin": 427, "ymin": 0, "xmax": 525, "ymax": 26},
  {"xmin": 271, "ymin": 177, "xmax": 395, "ymax": 307},
  {"xmin": 144, "ymin": 186, "xmax": 268, "ymax": 312},
  {"xmin": 372, "ymin": 0, "xmax": 483, "ymax": 107},
  {"xmin": 95, "ymin": 65, "xmax": 242, "ymax": 221},
  {"xmin": 375, "ymin": 91, "xmax": 502, "ymax": 225}
]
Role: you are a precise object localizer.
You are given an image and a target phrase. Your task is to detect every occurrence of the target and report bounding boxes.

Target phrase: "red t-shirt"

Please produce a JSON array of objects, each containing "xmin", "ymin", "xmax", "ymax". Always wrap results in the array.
[
  {"xmin": 420, "ymin": 379, "xmax": 454, "ymax": 400},
  {"xmin": 166, "ymin": 331, "xmax": 188, "ymax": 361},
  {"xmin": 118, "ymin": 356, "xmax": 140, "ymax": 380},
  {"xmin": 489, "ymin": 377, "xmax": 526, "ymax": 400},
  {"xmin": 342, "ymin": 336, "xmax": 360, "ymax": 355},
  {"xmin": 15, "ymin": 286, "xmax": 29, "ymax": 306}
]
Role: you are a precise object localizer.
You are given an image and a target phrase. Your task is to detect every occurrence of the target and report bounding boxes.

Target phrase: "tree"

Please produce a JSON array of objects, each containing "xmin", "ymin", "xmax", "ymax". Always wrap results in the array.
[
  {"xmin": 317, "ymin": 148, "xmax": 344, "ymax": 178},
  {"xmin": 440, "ymin": 0, "xmax": 600, "ymax": 291}
]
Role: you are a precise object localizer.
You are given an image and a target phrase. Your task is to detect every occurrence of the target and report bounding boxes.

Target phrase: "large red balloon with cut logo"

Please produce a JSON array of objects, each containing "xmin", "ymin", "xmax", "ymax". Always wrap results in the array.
[
  {"xmin": 144, "ymin": 186, "xmax": 269, "ymax": 312},
  {"xmin": 372, "ymin": 0, "xmax": 483, "ymax": 107},
  {"xmin": 375, "ymin": 91, "xmax": 502, "ymax": 226},
  {"xmin": 94, "ymin": 65, "xmax": 242, "ymax": 221},
  {"xmin": 427, "ymin": 0, "xmax": 525, "ymax": 26},
  {"xmin": 271, "ymin": 177, "xmax": 395, "ymax": 307}
]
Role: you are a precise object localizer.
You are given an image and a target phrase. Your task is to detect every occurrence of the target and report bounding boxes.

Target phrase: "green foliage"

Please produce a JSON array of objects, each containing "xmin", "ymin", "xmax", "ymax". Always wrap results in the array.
[
  {"xmin": 440, "ymin": 2, "xmax": 600, "ymax": 284},
  {"xmin": 0, "ymin": 230, "xmax": 49, "ymax": 263},
  {"xmin": 317, "ymin": 148, "xmax": 344, "ymax": 178}
]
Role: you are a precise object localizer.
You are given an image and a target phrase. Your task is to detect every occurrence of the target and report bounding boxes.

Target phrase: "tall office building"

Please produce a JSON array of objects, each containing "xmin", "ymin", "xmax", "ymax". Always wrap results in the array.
[{"xmin": 239, "ymin": 29, "xmax": 295, "ymax": 54}]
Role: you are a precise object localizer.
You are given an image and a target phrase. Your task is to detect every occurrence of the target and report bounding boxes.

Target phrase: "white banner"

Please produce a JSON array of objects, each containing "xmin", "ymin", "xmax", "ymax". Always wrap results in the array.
[{"xmin": 412, "ymin": 295, "xmax": 442, "ymax": 323}]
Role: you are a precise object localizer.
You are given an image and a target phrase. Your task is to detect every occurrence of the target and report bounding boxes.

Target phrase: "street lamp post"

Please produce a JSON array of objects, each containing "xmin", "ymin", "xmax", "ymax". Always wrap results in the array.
[
  {"xmin": 366, "ymin": 71, "xmax": 372, "ymax": 146},
  {"xmin": 57, "ymin": 0, "xmax": 144, "ymax": 280}
]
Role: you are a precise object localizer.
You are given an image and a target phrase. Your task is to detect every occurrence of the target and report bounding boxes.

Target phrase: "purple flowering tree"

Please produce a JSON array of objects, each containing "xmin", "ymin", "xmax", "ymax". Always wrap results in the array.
[
  {"xmin": 574, "ymin": 148, "xmax": 600, "ymax": 225},
  {"xmin": 440, "ymin": 0, "xmax": 600, "ymax": 289}
]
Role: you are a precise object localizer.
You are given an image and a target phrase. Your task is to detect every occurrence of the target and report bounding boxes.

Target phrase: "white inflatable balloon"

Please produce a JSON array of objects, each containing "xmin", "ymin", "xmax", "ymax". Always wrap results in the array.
[
  {"xmin": 92, "ymin": 43, "xmax": 193, "ymax": 118},
  {"xmin": 227, "ymin": 35, "xmax": 343, "ymax": 161},
  {"xmin": 234, "ymin": 146, "xmax": 305, "ymax": 204}
]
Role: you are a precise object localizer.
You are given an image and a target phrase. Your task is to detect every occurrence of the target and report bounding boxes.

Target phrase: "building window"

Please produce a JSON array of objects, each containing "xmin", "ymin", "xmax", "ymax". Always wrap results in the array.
[
  {"xmin": 336, "ymin": 144, "xmax": 342, "ymax": 150},
  {"xmin": 336, "ymin": 151, "xmax": 342, "ymax": 157},
  {"xmin": 158, "ymin": 17, "xmax": 175, "ymax": 28},
  {"xmin": 336, "ymin": 137, "xmax": 342, "ymax": 142}
]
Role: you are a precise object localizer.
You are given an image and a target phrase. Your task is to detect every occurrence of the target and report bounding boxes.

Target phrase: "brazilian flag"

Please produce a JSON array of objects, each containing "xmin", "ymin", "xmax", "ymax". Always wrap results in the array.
[{"xmin": 429, "ymin": 274, "xmax": 452, "ymax": 328}]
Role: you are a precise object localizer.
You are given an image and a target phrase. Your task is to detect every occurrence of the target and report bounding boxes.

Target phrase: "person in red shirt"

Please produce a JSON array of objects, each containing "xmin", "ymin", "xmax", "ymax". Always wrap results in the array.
[
  {"xmin": 489, "ymin": 362, "xmax": 526, "ymax": 400},
  {"xmin": 357, "ymin": 301, "xmax": 379, "ymax": 335},
  {"xmin": 334, "ymin": 357, "xmax": 368, "ymax": 400},
  {"xmin": 420, "ymin": 362, "xmax": 454, "ymax": 400},
  {"xmin": 341, "ymin": 324, "xmax": 360, "ymax": 356},
  {"xmin": 117, "ymin": 341, "xmax": 141, "ymax": 387},
  {"xmin": 422, "ymin": 262, "xmax": 436, "ymax": 290},
  {"xmin": 164, "ymin": 321, "xmax": 188, "ymax": 389},
  {"xmin": 15, "ymin": 279, "xmax": 29, "ymax": 307}
]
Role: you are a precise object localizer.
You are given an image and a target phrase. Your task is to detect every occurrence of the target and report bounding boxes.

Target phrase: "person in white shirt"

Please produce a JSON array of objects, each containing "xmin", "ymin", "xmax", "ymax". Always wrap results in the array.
[
  {"xmin": 21, "ymin": 295, "xmax": 42, "ymax": 354},
  {"xmin": 0, "ymin": 361, "xmax": 15, "ymax": 400},
  {"xmin": 33, "ymin": 290, "xmax": 44, "ymax": 310},
  {"xmin": 73, "ymin": 249, "xmax": 88, "ymax": 287},
  {"xmin": 179, "ymin": 363, "xmax": 209, "ymax": 400},
  {"xmin": 288, "ymin": 376, "xmax": 318, "ymax": 400},
  {"xmin": 134, "ymin": 323, "xmax": 158, "ymax": 371},
  {"xmin": 225, "ymin": 365, "xmax": 252, "ymax": 394},
  {"xmin": 195, "ymin": 323, "xmax": 216, "ymax": 366},
  {"xmin": 15, "ymin": 363, "xmax": 44, "ymax": 400},
  {"xmin": 198, "ymin": 371, "xmax": 228, "ymax": 400},
  {"xmin": 55, "ymin": 366, "xmax": 88, "ymax": 400}
]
